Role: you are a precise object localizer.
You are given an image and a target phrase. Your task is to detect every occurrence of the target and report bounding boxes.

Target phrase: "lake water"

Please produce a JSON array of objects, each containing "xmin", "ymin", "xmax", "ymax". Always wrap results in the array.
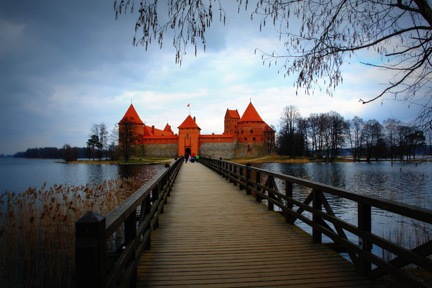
[
  {"xmin": 0, "ymin": 158, "xmax": 165, "ymax": 195},
  {"xmin": 1, "ymin": 158, "xmax": 430, "ymax": 249},
  {"xmin": 256, "ymin": 161, "xmax": 432, "ymax": 209},
  {"xmin": 255, "ymin": 161, "xmax": 432, "ymax": 253}
]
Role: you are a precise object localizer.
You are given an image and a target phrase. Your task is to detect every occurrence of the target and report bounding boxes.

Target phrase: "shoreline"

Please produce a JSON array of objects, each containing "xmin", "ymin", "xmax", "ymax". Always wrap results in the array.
[
  {"xmin": 12, "ymin": 155, "xmax": 432, "ymax": 165},
  {"xmin": 229, "ymin": 155, "xmax": 432, "ymax": 164},
  {"xmin": 57, "ymin": 157, "xmax": 175, "ymax": 165}
]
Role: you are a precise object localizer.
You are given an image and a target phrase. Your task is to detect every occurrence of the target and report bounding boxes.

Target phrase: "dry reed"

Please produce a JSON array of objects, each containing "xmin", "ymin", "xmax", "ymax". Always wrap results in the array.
[{"xmin": 0, "ymin": 167, "xmax": 162, "ymax": 288}]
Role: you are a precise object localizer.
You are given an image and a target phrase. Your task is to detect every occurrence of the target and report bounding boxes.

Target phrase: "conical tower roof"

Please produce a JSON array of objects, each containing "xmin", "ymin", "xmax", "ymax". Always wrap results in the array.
[
  {"xmin": 119, "ymin": 104, "xmax": 144, "ymax": 124},
  {"xmin": 163, "ymin": 123, "xmax": 174, "ymax": 134},
  {"xmin": 238, "ymin": 102, "xmax": 264, "ymax": 123},
  {"xmin": 178, "ymin": 115, "xmax": 201, "ymax": 129}
]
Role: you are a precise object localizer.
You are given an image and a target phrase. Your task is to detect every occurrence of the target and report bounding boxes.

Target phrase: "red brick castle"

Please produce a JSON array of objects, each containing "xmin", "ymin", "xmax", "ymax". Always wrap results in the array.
[{"xmin": 119, "ymin": 102, "xmax": 275, "ymax": 159}]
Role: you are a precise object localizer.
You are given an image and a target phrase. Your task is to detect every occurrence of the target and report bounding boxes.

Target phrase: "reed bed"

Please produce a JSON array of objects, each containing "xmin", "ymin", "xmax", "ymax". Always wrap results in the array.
[{"xmin": 0, "ymin": 167, "xmax": 162, "ymax": 288}]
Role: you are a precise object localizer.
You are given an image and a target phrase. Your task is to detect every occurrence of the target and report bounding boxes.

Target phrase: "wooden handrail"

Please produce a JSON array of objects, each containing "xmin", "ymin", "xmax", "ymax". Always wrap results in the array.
[
  {"xmin": 75, "ymin": 158, "xmax": 183, "ymax": 288},
  {"xmin": 200, "ymin": 157, "xmax": 432, "ymax": 288}
]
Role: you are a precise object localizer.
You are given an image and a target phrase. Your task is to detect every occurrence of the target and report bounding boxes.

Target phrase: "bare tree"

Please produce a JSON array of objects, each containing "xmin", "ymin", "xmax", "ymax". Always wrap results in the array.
[
  {"xmin": 277, "ymin": 106, "xmax": 304, "ymax": 157},
  {"xmin": 115, "ymin": 0, "xmax": 432, "ymax": 128},
  {"xmin": 90, "ymin": 123, "xmax": 109, "ymax": 160},
  {"xmin": 98, "ymin": 123, "xmax": 109, "ymax": 159},
  {"xmin": 407, "ymin": 129, "xmax": 426, "ymax": 159},
  {"xmin": 108, "ymin": 126, "xmax": 120, "ymax": 161},
  {"xmin": 307, "ymin": 114, "xmax": 321, "ymax": 157},
  {"xmin": 383, "ymin": 118, "xmax": 401, "ymax": 164},
  {"xmin": 328, "ymin": 111, "xmax": 349, "ymax": 161},
  {"xmin": 118, "ymin": 117, "xmax": 142, "ymax": 162},
  {"xmin": 362, "ymin": 119, "xmax": 385, "ymax": 161},
  {"xmin": 280, "ymin": 105, "xmax": 301, "ymax": 135},
  {"xmin": 349, "ymin": 116, "xmax": 364, "ymax": 162}
]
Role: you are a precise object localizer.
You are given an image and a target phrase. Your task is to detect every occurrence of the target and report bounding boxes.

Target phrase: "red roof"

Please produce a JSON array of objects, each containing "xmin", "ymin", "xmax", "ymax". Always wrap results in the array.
[
  {"xmin": 119, "ymin": 104, "xmax": 144, "ymax": 124},
  {"xmin": 238, "ymin": 102, "xmax": 264, "ymax": 123},
  {"xmin": 178, "ymin": 115, "xmax": 201, "ymax": 129},
  {"xmin": 142, "ymin": 125, "xmax": 167, "ymax": 136},
  {"xmin": 143, "ymin": 125, "xmax": 153, "ymax": 136},
  {"xmin": 226, "ymin": 109, "xmax": 240, "ymax": 119},
  {"xmin": 163, "ymin": 124, "xmax": 174, "ymax": 135}
]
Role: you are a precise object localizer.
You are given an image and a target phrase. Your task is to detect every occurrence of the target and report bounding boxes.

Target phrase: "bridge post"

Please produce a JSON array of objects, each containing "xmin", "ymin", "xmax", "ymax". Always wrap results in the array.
[
  {"xmin": 75, "ymin": 211, "xmax": 106, "ymax": 288},
  {"xmin": 285, "ymin": 181, "xmax": 293, "ymax": 223},
  {"xmin": 141, "ymin": 196, "xmax": 152, "ymax": 250},
  {"xmin": 255, "ymin": 171, "xmax": 262, "ymax": 202},
  {"xmin": 239, "ymin": 166, "xmax": 244, "ymax": 190},
  {"xmin": 358, "ymin": 203, "xmax": 372, "ymax": 276},
  {"xmin": 152, "ymin": 183, "xmax": 160, "ymax": 228},
  {"xmin": 246, "ymin": 163, "xmax": 251, "ymax": 195},
  {"xmin": 312, "ymin": 190, "xmax": 322, "ymax": 244},
  {"xmin": 268, "ymin": 176, "xmax": 274, "ymax": 211},
  {"xmin": 165, "ymin": 163, "xmax": 171, "ymax": 198},
  {"xmin": 125, "ymin": 209, "xmax": 137, "ymax": 287}
]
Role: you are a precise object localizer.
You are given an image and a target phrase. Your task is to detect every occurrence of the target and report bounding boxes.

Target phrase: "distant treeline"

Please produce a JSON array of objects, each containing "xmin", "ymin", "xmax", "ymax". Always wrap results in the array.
[
  {"xmin": 276, "ymin": 106, "xmax": 432, "ymax": 162},
  {"xmin": 13, "ymin": 146, "xmax": 87, "ymax": 161}
]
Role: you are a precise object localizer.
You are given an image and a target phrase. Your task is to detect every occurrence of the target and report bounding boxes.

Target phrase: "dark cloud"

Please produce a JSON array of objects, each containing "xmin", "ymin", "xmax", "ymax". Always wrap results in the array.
[{"xmin": 0, "ymin": 0, "xmax": 424, "ymax": 154}]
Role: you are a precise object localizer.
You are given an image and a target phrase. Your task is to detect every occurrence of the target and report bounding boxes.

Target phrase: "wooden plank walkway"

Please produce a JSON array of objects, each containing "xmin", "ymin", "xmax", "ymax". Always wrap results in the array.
[{"xmin": 137, "ymin": 162, "xmax": 381, "ymax": 287}]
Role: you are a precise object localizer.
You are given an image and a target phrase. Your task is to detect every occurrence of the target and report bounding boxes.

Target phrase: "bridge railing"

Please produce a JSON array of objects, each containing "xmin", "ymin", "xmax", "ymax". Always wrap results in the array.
[
  {"xmin": 75, "ymin": 158, "xmax": 183, "ymax": 288},
  {"xmin": 200, "ymin": 157, "xmax": 432, "ymax": 288}
]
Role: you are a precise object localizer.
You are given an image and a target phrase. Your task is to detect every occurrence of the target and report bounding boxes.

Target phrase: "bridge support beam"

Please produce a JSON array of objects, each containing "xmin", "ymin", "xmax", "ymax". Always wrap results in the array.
[
  {"xmin": 75, "ymin": 211, "xmax": 106, "ymax": 288},
  {"xmin": 358, "ymin": 203, "xmax": 372, "ymax": 276}
]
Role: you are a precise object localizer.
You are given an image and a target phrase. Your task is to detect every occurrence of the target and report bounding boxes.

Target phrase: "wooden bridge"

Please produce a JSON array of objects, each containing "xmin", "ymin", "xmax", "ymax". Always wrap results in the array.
[
  {"xmin": 136, "ymin": 161, "xmax": 376, "ymax": 287},
  {"xmin": 75, "ymin": 158, "xmax": 432, "ymax": 288}
]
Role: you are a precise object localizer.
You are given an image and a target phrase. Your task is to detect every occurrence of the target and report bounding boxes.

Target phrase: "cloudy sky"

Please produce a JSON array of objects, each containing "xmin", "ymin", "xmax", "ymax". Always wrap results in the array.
[{"xmin": 0, "ymin": 0, "xmax": 421, "ymax": 155}]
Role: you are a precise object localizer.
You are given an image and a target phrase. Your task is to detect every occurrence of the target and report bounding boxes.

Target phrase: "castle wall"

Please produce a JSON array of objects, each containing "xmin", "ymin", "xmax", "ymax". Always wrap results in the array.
[
  {"xmin": 234, "ymin": 143, "xmax": 267, "ymax": 158},
  {"xmin": 198, "ymin": 142, "xmax": 237, "ymax": 159},
  {"xmin": 142, "ymin": 143, "xmax": 179, "ymax": 157},
  {"xmin": 198, "ymin": 142, "xmax": 269, "ymax": 159}
]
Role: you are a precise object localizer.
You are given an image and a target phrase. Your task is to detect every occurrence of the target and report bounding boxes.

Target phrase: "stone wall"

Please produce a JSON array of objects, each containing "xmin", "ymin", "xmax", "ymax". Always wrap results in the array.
[
  {"xmin": 234, "ymin": 143, "xmax": 266, "ymax": 158},
  {"xmin": 131, "ymin": 141, "xmax": 268, "ymax": 159},
  {"xmin": 198, "ymin": 142, "xmax": 237, "ymax": 159},
  {"xmin": 141, "ymin": 143, "xmax": 179, "ymax": 157},
  {"xmin": 198, "ymin": 142, "xmax": 269, "ymax": 159}
]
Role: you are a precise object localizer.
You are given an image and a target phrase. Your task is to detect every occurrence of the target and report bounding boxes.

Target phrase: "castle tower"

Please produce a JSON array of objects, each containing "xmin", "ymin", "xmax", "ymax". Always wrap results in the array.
[
  {"xmin": 118, "ymin": 104, "xmax": 144, "ymax": 145},
  {"xmin": 224, "ymin": 109, "xmax": 240, "ymax": 135},
  {"xmin": 178, "ymin": 115, "xmax": 201, "ymax": 156},
  {"xmin": 237, "ymin": 102, "xmax": 265, "ymax": 143}
]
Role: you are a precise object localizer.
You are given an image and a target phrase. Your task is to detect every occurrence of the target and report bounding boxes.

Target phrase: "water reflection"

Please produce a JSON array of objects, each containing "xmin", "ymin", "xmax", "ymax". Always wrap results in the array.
[
  {"xmin": 257, "ymin": 162, "xmax": 432, "ymax": 208},
  {"xmin": 0, "ymin": 158, "xmax": 165, "ymax": 195},
  {"xmin": 254, "ymin": 161, "xmax": 432, "ymax": 253}
]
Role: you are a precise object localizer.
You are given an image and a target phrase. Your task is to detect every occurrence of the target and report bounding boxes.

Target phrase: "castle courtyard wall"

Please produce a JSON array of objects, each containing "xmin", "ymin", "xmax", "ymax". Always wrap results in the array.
[
  {"xmin": 198, "ymin": 142, "xmax": 237, "ymax": 159},
  {"xmin": 142, "ymin": 143, "xmax": 179, "ymax": 157},
  {"xmin": 234, "ymin": 143, "xmax": 267, "ymax": 158},
  {"xmin": 133, "ymin": 142, "xmax": 268, "ymax": 159}
]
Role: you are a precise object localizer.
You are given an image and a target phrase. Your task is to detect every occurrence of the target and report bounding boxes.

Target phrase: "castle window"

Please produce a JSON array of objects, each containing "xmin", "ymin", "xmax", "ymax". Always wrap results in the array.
[
  {"xmin": 251, "ymin": 129, "xmax": 254, "ymax": 133},
  {"xmin": 244, "ymin": 137, "xmax": 247, "ymax": 141},
  {"xmin": 187, "ymin": 134, "xmax": 189, "ymax": 139},
  {"xmin": 253, "ymin": 137, "xmax": 256, "ymax": 141}
]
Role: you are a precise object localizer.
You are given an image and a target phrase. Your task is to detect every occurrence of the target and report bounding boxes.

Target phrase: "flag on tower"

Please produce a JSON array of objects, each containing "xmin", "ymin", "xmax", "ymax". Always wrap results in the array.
[{"xmin": 187, "ymin": 103, "xmax": 190, "ymax": 107}]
